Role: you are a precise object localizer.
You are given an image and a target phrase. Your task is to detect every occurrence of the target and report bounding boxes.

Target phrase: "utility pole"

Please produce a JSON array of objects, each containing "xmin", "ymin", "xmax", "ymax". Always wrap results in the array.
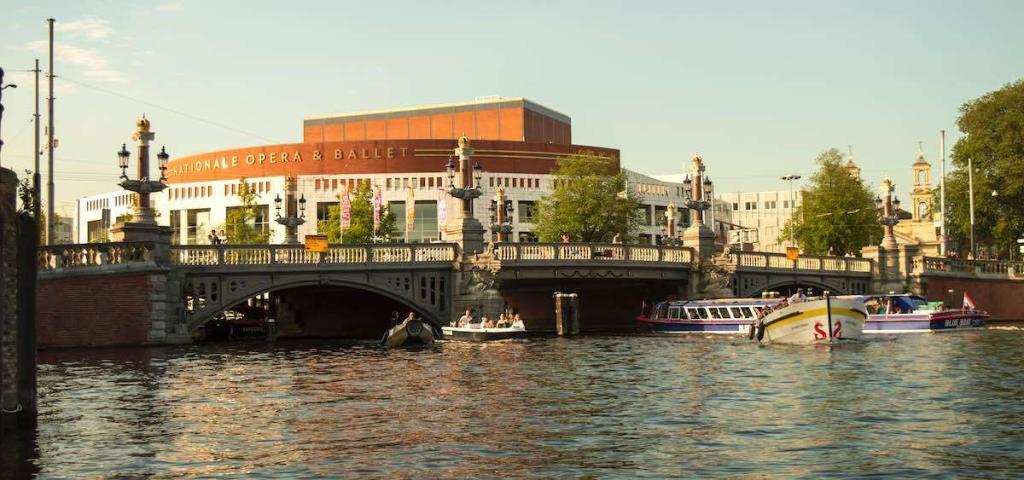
[
  {"xmin": 939, "ymin": 130, "xmax": 946, "ymax": 256},
  {"xmin": 47, "ymin": 18, "xmax": 56, "ymax": 245},
  {"xmin": 968, "ymin": 157, "xmax": 975, "ymax": 259},
  {"xmin": 34, "ymin": 59, "xmax": 41, "ymax": 225}
]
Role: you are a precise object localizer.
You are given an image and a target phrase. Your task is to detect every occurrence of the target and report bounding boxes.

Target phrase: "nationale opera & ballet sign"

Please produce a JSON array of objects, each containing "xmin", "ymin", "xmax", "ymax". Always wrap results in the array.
[{"xmin": 167, "ymin": 145, "xmax": 415, "ymax": 178}]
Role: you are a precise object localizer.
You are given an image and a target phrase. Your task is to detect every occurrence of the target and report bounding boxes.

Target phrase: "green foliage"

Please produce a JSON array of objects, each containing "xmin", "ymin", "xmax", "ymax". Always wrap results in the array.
[
  {"xmin": 941, "ymin": 79, "xmax": 1024, "ymax": 256},
  {"xmin": 781, "ymin": 148, "xmax": 881, "ymax": 256},
  {"xmin": 532, "ymin": 152, "xmax": 642, "ymax": 242},
  {"xmin": 317, "ymin": 181, "xmax": 398, "ymax": 243},
  {"xmin": 16, "ymin": 170, "xmax": 45, "ymax": 242},
  {"xmin": 225, "ymin": 178, "xmax": 270, "ymax": 244}
]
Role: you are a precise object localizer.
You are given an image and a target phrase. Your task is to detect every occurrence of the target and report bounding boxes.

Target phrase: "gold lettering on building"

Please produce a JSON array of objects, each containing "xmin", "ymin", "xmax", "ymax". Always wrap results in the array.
[
  {"xmin": 348, "ymin": 149, "xmax": 357, "ymax": 160},
  {"xmin": 334, "ymin": 149, "xmax": 342, "ymax": 160},
  {"xmin": 387, "ymin": 147, "xmax": 395, "ymax": 158},
  {"xmin": 313, "ymin": 150, "xmax": 322, "ymax": 161},
  {"xmin": 231, "ymin": 156, "xmax": 238, "ymax": 167},
  {"xmin": 246, "ymin": 154, "xmax": 256, "ymax": 165},
  {"xmin": 293, "ymin": 151, "xmax": 302, "ymax": 162},
  {"xmin": 400, "ymin": 147, "xmax": 408, "ymax": 157},
  {"xmin": 258, "ymin": 153, "xmax": 266, "ymax": 165}
]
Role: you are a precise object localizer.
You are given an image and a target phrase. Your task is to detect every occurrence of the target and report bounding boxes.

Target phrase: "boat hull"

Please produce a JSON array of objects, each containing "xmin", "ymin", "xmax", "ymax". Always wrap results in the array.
[
  {"xmin": 636, "ymin": 316, "xmax": 752, "ymax": 334},
  {"xmin": 382, "ymin": 319, "xmax": 436, "ymax": 347},
  {"xmin": 442, "ymin": 326, "xmax": 526, "ymax": 341},
  {"xmin": 760, "ymin": 298, "xmax": 866, "ymax": 344},
  {"xmin": 864, "ymin": 311, "xmax": 987, "ymax": 333}
]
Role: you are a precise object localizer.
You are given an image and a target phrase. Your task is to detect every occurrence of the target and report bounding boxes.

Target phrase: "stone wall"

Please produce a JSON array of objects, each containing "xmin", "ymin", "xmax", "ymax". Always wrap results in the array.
[
  {"xmin": 37, "ymin": 272, "xmax": 155, "ymax": 348},
  {"xmin": 1, "ymin": 168, "xmax": 19, "ymax": 415},
  {"xmin": 919, "ymin": 275, "xmax": 1024, "ymax": 321}
]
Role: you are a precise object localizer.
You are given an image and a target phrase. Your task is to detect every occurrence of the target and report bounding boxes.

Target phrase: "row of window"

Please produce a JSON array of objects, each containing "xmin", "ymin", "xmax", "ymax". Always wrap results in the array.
[
  {"xmin": 662, "ymin": 305, "xmax": 763, "ymax": 321},
  {"xmin": 489, "ymin": 176, "xmax": 542, "ymax": 189},
  {"xmin": 85, "ymin": 193, "xmax": 133, "ymax": 212},
  {"xmin": 732, "ymin": 200, "xmax": 793, "ymax": 211},
  {"xmin": 637, "ymin": 183, "xmax": 670, "ymax": 196}
]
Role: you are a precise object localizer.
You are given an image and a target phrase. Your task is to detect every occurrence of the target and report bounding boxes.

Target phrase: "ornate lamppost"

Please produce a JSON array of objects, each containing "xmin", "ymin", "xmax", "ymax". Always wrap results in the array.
[
  {"xmin": 112, "ymin": 116, "xmax": 171, "ymax": 243},
  {"xmin": 489, "ymin": 186, "xmax": 514, "ymax": 243},
  {"xmin": 681, "ymin": 153, "xmax": 717, "ymax": 257},
  {"xmin": 274, "ymin": 176, "xmax": 306, "ymax": 245},
  {"xmin": 874, "ymin": 178, "xmax": 901, "ymax": 250},
  {"xmin": 444, "ymin": 135, "xmax": 485, "ymax": 254},
  {"xmin": 661, "ymin": 203, "xmax": 685, "ymax": 246}
]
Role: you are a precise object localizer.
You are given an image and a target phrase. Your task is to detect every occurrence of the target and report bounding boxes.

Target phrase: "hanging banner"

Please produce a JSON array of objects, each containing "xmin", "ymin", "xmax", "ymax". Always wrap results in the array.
[
  {"xmin": 437, "ymin": 188, "xmax": 448, "ymax": 227},
  {"xmin": 340, "ymin": 185, "xmax": 352, "ymax": 231},
  {"xmin": 406, "ymin": 186, "xmax": 416, "ymax": 232},
  {"xmin": 373, "ymin": 186, "xmax": 382, "ymax": 233}
]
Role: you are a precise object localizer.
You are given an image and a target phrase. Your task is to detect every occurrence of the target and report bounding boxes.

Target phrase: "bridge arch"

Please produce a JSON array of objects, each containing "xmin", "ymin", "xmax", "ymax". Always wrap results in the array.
[
  {"xmin": 183, "ymin": 273, "xmax": 449, "ymax": 333},
  {"xmin": 751, "ymin": 279, "xmax": 849, "ymax": 298}
]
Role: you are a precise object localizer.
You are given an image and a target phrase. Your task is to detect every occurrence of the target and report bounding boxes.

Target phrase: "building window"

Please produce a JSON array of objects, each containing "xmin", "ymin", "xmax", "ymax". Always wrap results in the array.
[
  {"xmin": 169, "ymin": 210, "xmax": 181, "ymax": 245},
  {"xmin": 518, "ymin": 231, "xmax": 538, "ymax": 243},
  {"xmin": 186, "ymin": 208, "xmax": 211, "ymax": 245},
  {"xmin": 766, "ymin": 200, "xmax": 777, "ymax": 209},
  {"xmin": 316, "ymin": 202, "xmax": 339, "ymax": 233},
  {"xmin": 518, "ymin": 201, "xmax": 536, "ymax": 223},
  {"xmin": 224, "ymin": 205, "xmax": 269, "ymax": 242},
  {"xmin": 638, "ymin": 205, "xmax": 652, "ymax": 225},
  {"xmin": 732, "ymin": 202, "xmax": 739, "ymax": 211}
]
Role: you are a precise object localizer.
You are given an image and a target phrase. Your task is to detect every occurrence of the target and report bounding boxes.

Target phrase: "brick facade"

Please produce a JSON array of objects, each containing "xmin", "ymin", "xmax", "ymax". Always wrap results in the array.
[
  {"xmin": 37, "ymin": 273, "xmax": 153, "ymax": 348},
  {"xmin": 921, "ymin": 275, "xmax": 1024, "ymax": 321}
]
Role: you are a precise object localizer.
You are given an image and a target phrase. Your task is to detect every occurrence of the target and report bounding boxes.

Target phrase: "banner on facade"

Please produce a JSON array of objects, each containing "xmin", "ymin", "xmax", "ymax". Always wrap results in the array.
[
  {"xmin": 437, "ymin": 188, "xmax": 447, "ymax": 227},
  {"xmin": 340, "ymin": 186, "xmax": 352, "ymax": 231},
  {"xmin": 373, "ymin": 186, "xmax": 382, "ymax": 233},
  {"xmin": 406, "ymin": 186, "xmax": 416, "ymax": 232}
]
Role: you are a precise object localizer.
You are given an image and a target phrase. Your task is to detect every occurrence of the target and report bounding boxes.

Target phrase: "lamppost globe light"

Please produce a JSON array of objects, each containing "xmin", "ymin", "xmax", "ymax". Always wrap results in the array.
[
  {"xmin": 874, "ymin": 196, "xmax": 883, "ymax": 209},
  {"xmin": 274, "ymin": 193, "xmax": 282, "ymax": 217},
  {"xmin": 473, "ymin": 162, "xmax": 483, "ymax": 185},
  {"xmin": 298, "ymin": 194, "xmax": 307, "ymax": 218},
  {"xmin": 117, "ymin": 143, "xmax": 130, "ymax": 169},
  {"xmin": 445, "ymin": 157, "xmax": 456, "ymax": 183},
  {"xmin": 157, "ymin": 146, "xmax": 169, "ymax": 168}
]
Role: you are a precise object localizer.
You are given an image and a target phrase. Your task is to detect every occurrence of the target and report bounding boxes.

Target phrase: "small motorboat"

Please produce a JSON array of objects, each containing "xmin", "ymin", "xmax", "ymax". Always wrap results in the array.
[
  {"xmin": 381, "ymin": 317, "xmax": 436, "ymax": 348},
  {"xmin": 441, "ymin": 325, "xmax": 527, "ymax": 341},
  {"xmin": 843, "ymin": 294, "xmax": 988, "ymax": 333},
  {"xmin": 754, "ymin": 294, "xmax": 867, "ymax": 344}
]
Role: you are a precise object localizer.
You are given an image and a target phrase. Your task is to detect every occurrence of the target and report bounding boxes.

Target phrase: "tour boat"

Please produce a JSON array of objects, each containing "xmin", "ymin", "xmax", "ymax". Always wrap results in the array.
[
  {"xmin": 441, "ymin": 325, "xmax": 527, "ymax": 341},
  {"xmin": 381, "ymin": 318, "xmax": 436, "ymax": 347},
  {"xmin": 844, "ymin": 294, "xmax": 988, "ymax": 333},
  {"xmin": 756, "ymin": 295, "xmax": 867, "ymax": 344},
  {"xmin": 636, "ymin": 298, "xmax": 781, "ymax": 334}
]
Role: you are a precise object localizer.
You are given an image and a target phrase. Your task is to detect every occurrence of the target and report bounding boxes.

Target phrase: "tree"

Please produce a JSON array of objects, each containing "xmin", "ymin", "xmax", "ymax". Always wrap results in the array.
[
  {"xmin": 16, "ymin": 170, "xmax": 46, "ymax": 242},
  {"xmin": 941, "ymin": 79, "xmax": 1024, "ymax": 257},
  {"xmin": 781, "ymin": 148, "xmax": 881, "ymax": 256},
  {"xmin": 225, "ymin": 178, "xmax": 270, "ymax": 244},
  {"xmin": 317, "ymin": 181, "xmax": 398, "ymax": 243},
  {"xmin": 532, "ymin": 152, "xmax": 642, "ymax": 242}
]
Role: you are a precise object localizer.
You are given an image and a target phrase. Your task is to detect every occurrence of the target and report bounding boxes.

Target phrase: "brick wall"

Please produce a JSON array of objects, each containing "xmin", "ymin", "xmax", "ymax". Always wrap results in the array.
[
  {"xmin": 37, "ymin": 273, "xmax": 153, "ymax": 348},
  {"xmin": 921, "ymin": 275, "xmax": 1024, "ymax": 321}
]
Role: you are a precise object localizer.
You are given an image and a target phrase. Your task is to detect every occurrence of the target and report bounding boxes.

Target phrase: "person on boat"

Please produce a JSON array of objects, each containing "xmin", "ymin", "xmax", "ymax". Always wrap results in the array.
[
  {"xmin": 457, "ymin": 309, "xmax": 473, "ymax": 327},
  {"xmin": 788, "ymin": 288, "xmax": 806, "ymax": 304},
  {"xmin": 496, "ymin": 314, "xmax": 510, "ymax": 328},
  {"xmin": 405, "ymin": 311, "xmax": 417, "ymax": 323},
  {"xmin": 390, "ymin": 310, "xmax": 402, "ymax": 328},
  {"xmin": 511, "ymin": 314, "xmax": 525, "ymax": 329}
]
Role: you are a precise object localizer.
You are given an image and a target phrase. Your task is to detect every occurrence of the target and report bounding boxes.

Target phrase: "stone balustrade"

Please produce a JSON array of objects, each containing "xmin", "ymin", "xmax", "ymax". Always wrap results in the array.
[
  {"xmin": 494, "ymin": 242, "xmax": 693, "ymax": 263},
  {"xmin": 170, "ymin": 243, "xmax": 457, "ymax": 266},
  {"xmin": 916, "ymin": 256, "xmax": 1024, "ymax": 278},
  {"xmin": 38, "ymin": 242, "xmax": 157, "ymax": 272},
  {"xmin": 729, "ymin": 251, "xmax": 872, "ymax": 273}
]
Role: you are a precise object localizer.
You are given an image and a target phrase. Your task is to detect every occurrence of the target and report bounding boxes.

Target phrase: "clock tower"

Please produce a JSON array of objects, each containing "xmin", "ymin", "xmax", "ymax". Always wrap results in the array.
[{"xmin": 910, "ymin": 142, "xmax": 932, "ymax": 221}]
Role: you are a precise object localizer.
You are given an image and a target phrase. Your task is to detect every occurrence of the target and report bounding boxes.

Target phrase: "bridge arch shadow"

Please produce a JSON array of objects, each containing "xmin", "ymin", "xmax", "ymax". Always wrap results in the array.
[
  {"xmin": 184, "ymin": 278, "xmax": 445, "ymax": 337},
  {"xmin": 750, "ymin": 280, "xmax": 848, "ymax": 298}
]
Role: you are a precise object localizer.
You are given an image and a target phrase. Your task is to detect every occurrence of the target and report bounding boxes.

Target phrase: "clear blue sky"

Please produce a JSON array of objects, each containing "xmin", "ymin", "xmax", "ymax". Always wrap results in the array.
[{"xmin": 2, "ymin": 0, "xmax": 1022, "ymax": 210}]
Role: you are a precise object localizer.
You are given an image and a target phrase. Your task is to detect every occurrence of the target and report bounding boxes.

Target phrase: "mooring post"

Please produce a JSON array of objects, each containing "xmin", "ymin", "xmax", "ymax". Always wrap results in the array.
[
  {"xmin": 2, "ymin": 167, "xmax": 37, "ymax": 429},
  {"xmin": 554, "ymin": 292, "xmax": 580, "ymax": 336}
]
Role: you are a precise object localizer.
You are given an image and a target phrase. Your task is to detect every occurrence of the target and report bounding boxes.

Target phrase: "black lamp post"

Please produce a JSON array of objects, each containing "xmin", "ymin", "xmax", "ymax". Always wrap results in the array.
[
  {"xmin": 876, "ymin": 178, "xmax": 900, "ymax": 249},
  {"xmin": 274, "ymin": 176, "xmax": 306, "ymax": 245},
  {"xmin": 489, "ymin": 186, "xmax": 514, "ymax": 243}
]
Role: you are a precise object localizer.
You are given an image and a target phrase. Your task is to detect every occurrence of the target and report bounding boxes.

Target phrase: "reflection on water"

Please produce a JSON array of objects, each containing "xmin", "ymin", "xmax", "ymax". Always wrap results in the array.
[{"xmin": 7, "ymin": 329, "xmax": 1024, "ymax": 478}]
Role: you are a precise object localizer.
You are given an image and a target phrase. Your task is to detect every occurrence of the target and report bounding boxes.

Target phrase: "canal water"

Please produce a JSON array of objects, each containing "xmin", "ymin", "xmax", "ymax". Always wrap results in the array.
[{"xmin": 5, "ymin": 327, "xmax": 1024, "ymax": 478}]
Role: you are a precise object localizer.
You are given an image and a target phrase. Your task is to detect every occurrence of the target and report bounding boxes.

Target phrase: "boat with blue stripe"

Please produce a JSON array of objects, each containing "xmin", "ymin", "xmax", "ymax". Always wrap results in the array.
[
  {"xmin": 636, "ymin": 298, "xmax": 779, "ymax": 334},
  {"xmin": 841, "ymin": 294, "xmax": 988, "ymax": 333}
]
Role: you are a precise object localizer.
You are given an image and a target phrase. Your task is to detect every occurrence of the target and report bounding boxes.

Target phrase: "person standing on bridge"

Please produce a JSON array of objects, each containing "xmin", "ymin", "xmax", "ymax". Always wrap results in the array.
[{"xmin": 208, "ymin": 229, "xmax": 221, "ymax": 245}]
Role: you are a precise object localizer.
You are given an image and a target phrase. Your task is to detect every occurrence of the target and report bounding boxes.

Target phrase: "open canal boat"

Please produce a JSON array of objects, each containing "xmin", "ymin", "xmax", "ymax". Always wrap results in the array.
[
  {"xmin": 844, "ymin": 293, "xmax": 989, "ymax": 333},
  {"xmin": 381, "ymin": 318, "xmax": 436, "ymax": 347},
  {"xmin": 755, "ymin": 295, "xmax": 867, "ymax": 344},
  {"xmin": 441, "ymin": 325, "xmax": 527, "ymax": 341}
]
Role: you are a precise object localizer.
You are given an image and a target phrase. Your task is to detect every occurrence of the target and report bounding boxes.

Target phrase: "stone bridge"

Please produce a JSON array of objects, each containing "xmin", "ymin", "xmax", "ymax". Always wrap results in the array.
[{"xmin": 37, "ymin": 239, "xmax": 1022, "ymax": 347}]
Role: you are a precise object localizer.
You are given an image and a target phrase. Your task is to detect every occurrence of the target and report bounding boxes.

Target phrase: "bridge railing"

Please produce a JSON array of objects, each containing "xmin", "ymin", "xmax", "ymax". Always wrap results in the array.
[
  {"xmin": 170, "ymin": 243, "xmax": 456, "ymax": 266},
  {"xmin": 494, "ymin": 242, "xmax": 693, "ymax": 264},
  {"xmin": 918, "ymin": 256, "xmax": 1024, "ymax": 278},
  {"xmin": 38, "ymin": 242, "xmax": 157, "ymax": 272},
  {"xmin": 729, "ymin": 251, "xmax": 872, "ymax": 273}
]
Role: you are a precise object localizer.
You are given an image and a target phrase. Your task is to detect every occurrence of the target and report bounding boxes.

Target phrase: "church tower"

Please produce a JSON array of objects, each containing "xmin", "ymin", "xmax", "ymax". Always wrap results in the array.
[
  {"xmin": 910, "ymin": 142, "xmax": 933, "ymax": 221},
  {"xmin": 844, "ymin": 145, "xmax": 861, "ymax": 179}
]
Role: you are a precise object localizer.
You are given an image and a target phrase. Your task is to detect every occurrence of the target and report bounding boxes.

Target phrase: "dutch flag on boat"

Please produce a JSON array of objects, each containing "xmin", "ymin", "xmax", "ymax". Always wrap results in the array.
[{"xmin": 963, "ymin": 292, "xmax": 977, "ymax": 311}]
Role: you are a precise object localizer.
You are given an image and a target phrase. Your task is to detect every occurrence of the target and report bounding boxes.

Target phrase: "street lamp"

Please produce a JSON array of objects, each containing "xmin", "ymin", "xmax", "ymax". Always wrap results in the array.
[
  {"xmin": 876, "ymin": 178, "xmax": 900, "ymax": 249},
  {"xmin": 116, "ymin": 116, "xmax": 168, "ymax": 226},
  {"xmin": 489, "ymin": 187, "xmax": 514, "ymax": 243},
  {"xmin": 781, "ymin": 174, "xmax": 801, "ymax": 247},
  {"xmin": 0, "ymin": 66, "xmax": 18, "ymax": 169},
  {"xmin": 274, "ymin": 176, "xmax": 306, "ymax": 245}
]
